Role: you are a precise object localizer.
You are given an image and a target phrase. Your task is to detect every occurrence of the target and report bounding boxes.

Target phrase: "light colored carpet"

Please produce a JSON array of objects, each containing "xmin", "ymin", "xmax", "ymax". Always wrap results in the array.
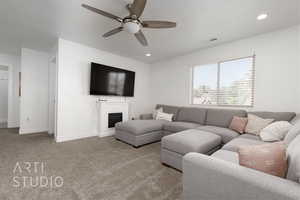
[{"xmin": 0, "ymin": 128, "xmax": 182, "ymax": 200}]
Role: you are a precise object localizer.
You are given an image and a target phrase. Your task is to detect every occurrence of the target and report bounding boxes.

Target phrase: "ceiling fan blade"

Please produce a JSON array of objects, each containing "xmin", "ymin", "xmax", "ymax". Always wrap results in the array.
[
  {"xmin": 142, "ymin": 21, "xmax": 177, "ymax": 28},
  {"xmin": 82, "ymin": 4, "xmax": 122, "ymax": 22},
  {"xmin": 129, "ymin": 0, "xmax": 147, "ymax": 18},
  {"xmin": 134, "ymin": 30, "xmax": 148, "ymax": 46},
  {"xmin": 103, "ymin": 27, "xmax": 123, "ymax": 38}
]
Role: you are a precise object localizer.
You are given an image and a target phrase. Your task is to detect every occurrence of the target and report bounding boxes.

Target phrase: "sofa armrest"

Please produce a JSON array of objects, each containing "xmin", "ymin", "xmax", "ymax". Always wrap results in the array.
[
  {"xmin": 183, "ymin": 153, "xmax": 300, "ymax": 200},
  {"xmin": 139, "ymin": 113, "xmax": 153, "ymax": 120}
]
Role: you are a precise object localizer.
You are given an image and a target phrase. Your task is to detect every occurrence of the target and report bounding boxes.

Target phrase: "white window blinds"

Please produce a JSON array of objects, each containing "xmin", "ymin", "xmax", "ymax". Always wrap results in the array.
[{"xmin": 192, "ymin": 56, "xmax": 255, "ymax": 107}]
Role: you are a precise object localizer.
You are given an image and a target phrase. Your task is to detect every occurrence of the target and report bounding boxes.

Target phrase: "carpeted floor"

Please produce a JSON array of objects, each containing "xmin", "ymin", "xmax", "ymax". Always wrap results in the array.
[{"xmin": 0, "ymin": 128, "xmax": 182, "ymax": 200}]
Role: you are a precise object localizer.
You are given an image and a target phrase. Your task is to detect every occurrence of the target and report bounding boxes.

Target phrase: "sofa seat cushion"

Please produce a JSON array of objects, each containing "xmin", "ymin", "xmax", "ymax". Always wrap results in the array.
[
  {"xmin": 211, "ymin": 150, "xmax": 239, "ymax": 164},
  {"xmin": 115, "ymin": 120, "xmax": 165, "ymax": 135},
  {"xmin": 238, "ymin": 134, "xmax": 261, "ymax": 141},
  {"xmin": 196, "ymin": 126, "xmax": 240, "ymax": 143},
  {"xmin": 162, "ymin": 129, "xmax": 221, "ymax": 155},
  {"xmin": 222, "ymin": 138, "xmax": 266, "ymax": 152},
  {"xmin": 163, "ymin": 121, "xmax": 201, "ymax": 133}
]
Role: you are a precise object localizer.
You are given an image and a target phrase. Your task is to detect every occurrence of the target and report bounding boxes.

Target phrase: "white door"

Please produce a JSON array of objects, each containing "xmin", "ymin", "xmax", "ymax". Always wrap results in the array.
[{"xmin": 48, "ymin": 58, "xmax": 57, "ymax": 137}]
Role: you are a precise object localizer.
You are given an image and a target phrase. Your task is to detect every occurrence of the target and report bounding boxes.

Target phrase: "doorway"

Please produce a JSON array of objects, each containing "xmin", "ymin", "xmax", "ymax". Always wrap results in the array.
[
  {"xmin": 48, "ymin": 56, "xmax": 57, "ymax": 140},
  {"xmin": 0, "ymin": 65, "xmax": 9, "ymax": 128}
]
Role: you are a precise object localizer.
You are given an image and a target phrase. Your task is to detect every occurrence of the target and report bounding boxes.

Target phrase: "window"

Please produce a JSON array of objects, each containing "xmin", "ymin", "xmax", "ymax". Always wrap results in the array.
[{"xmin": 192, "ymin": 56, "xmax": 255, "ymax": 107}]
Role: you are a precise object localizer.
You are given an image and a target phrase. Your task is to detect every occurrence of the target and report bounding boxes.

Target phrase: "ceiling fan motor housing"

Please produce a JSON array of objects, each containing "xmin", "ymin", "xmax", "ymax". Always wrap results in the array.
[{"xmin": 123, "ymin": 19, "xmax": 141, "ymax": 34}]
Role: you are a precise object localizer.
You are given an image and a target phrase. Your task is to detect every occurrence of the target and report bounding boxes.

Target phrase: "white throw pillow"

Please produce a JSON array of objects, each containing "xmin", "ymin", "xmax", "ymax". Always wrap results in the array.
[
  {"xmin": 153, "ymin": 107, "xmax": 163, "ymax": 119},
  {"xmin": 155, "ymin": 111, "xmax": 173, "ymax": 122},
  {"xmin": 245, "ymin": 114, "xmax": 274, "ymax": 135},
  {"xmin": 260, "ymin": 121, "xmax": 293, "ymax": 142}
]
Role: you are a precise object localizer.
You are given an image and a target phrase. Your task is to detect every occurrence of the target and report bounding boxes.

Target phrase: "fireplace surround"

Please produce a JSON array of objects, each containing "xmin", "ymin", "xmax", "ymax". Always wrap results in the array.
[{"xmin": 98, "ymin": 101, "xmax": 129, "ymax": 137}]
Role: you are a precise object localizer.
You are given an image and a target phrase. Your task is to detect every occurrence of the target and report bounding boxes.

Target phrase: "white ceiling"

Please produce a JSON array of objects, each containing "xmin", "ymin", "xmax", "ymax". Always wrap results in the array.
[{"xmin": 0, "ymin": 0, "xmax": 299, "ymax": 63}]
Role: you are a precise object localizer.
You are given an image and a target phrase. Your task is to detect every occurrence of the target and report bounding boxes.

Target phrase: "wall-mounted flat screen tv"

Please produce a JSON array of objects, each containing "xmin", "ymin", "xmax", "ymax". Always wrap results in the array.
[{"xmin": 90, "ymin": 62, "xmax": 135, "ymax": 97}]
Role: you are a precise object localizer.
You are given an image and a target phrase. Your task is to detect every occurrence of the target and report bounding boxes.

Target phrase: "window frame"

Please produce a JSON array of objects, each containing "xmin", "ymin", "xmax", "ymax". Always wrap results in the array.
[{"xmin": 191, "ymin": 55, "xmax": 256, "ymax": 108}]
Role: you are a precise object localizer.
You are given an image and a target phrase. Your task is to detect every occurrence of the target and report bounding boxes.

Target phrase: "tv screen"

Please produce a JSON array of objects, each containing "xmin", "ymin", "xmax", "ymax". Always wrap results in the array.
[{"xmin": 90, "ymin": 63, "xmax": 135, "ymax": 97}]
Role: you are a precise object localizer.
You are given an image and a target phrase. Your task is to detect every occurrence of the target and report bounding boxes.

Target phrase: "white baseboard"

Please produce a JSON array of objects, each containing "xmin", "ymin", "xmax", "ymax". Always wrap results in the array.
[
  {"xmin": 7, "ymin": 121, "xmax": 20, "ymax": 128},
  {"xmin": 99, "ymin": 129, "xmax": 115, "ymax": 138},
  {"xmin": 56, "ymin": 132, "xmax": 98, "ymax": 143},
  {"xmin": 19, "ymin": 128, "xmax": 48, "ymax": 135}
]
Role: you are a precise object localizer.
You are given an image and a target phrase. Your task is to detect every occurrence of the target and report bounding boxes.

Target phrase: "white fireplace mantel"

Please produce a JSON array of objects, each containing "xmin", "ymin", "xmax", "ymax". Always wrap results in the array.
[{"xmin": 98, "ymin": 101, "xmax": 129, "ymax": 137}]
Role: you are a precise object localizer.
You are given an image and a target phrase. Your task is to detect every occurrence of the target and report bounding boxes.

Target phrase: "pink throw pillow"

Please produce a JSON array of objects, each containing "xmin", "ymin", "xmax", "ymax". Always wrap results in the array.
[
  {"xmin": 238, "ymin": 142, "xmax": 288, "ymax": 178},
  {"xmin": 229, "ymin": 116, "xmax": 248, "ymax": 134}
]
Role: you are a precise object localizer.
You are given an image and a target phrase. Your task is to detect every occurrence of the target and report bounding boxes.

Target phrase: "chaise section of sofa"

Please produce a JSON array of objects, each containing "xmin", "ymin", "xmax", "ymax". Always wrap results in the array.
[{"xmin": 114, "ymin": 120, "xmax": 166, "ymax": 147}]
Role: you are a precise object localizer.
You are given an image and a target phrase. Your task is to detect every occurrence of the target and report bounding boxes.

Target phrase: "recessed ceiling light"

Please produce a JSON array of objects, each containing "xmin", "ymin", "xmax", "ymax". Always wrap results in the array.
[
  {"xmin": 257, "ymin": 14, "xmax": 268, "ymax": 21},
  {"xmin": 145, "ymin": 53, "xmax": 151, "ymax": 57}
]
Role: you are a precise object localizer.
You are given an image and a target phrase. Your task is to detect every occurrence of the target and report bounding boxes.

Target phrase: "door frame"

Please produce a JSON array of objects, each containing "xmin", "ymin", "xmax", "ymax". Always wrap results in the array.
[{"xmin": 0, "ymin": 62, "xmax": 13, "ymax": 128}]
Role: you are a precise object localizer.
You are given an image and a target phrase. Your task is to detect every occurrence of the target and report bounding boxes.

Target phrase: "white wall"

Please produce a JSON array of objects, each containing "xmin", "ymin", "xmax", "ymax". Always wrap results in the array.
[
  {"xmin": 298, "ymin": 26, "xmax": 300, "ymax": 113},
  {"xmin": 0, "ymin": 54, "xmax": 20, "ymax": 127},
  {"xmin": 0, "ymin": 69, "xmax": 8, "ymax": 123},
  {"xmin": 56, "ymin": 39, "xmax": 152, "ymax": 142},
  {"xmin": 151, "ymin": 26, "xmax": 300, "ymax": 113},
  {"xmin": 20, "ymin": 48, "xmax": 49, "ymax": 134}
]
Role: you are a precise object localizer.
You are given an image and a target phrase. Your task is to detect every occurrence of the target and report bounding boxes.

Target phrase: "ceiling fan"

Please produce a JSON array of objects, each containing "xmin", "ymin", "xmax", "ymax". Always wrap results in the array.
[{"xmin": 82, "ymin": 0, "xmax": 177, "ymax": 46}]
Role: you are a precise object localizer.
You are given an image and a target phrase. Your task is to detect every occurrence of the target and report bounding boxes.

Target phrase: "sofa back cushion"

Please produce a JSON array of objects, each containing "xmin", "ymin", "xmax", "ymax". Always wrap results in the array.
[
  {"xmin": 156, "ymin": 104, "xmax": 180, "ymax": 120},
  {"xmin": 206, "ymin": 109, "xmax": 247, "ymax": 128},
  {"xmin": 176, "ymin": 107, "xmax": 207, "ymax": 124},
  {"xmin": 248, "ymin": 112, "xmax": 296, "ymax": 122},
  {"xmin": 291, "ymin": 114, "xmax": 300, "ymax": 125},
  {"xmin": 286, "ymin": 134, "xmax": 300, "ymax": 183},
  {"xmin": 284, "ymin": 121, "xmax": 300, "ymax": 145}
]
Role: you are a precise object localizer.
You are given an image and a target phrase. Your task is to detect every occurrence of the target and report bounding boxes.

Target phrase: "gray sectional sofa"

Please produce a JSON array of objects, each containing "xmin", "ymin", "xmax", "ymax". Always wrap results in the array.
[
  {"xmin": 115, "ymin": 104, "xmax": 295, "ymax": 147},
  {"xmin": 115, "ymin": 104, "xmax": 300, "ymax": 200}
]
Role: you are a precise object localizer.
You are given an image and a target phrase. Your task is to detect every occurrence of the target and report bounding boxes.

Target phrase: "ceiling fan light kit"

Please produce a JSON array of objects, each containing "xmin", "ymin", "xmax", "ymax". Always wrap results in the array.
[
  {"xmin": 82, "ymin": 0, "xmax": 177, "ymax": 46},
  {"xmin": 123, "ymin": 21, "xmax": 141, "ymax": 34}
]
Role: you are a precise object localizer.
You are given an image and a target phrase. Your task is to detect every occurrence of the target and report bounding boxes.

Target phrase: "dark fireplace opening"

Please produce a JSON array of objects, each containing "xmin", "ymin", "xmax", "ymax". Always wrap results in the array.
[{"xmin": 108, "ymin": 113, "xmax": 123, "ymax": 128}]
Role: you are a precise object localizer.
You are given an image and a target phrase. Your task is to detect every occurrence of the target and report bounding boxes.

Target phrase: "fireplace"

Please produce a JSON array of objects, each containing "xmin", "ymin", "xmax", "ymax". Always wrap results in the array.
[
  {"xmin": 108, "ymin": 113, "xmax": 123, "ymax": 128},
  {"xmin": 98, "ymin": 101, "xmax": 129, "ymax": 137}
]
